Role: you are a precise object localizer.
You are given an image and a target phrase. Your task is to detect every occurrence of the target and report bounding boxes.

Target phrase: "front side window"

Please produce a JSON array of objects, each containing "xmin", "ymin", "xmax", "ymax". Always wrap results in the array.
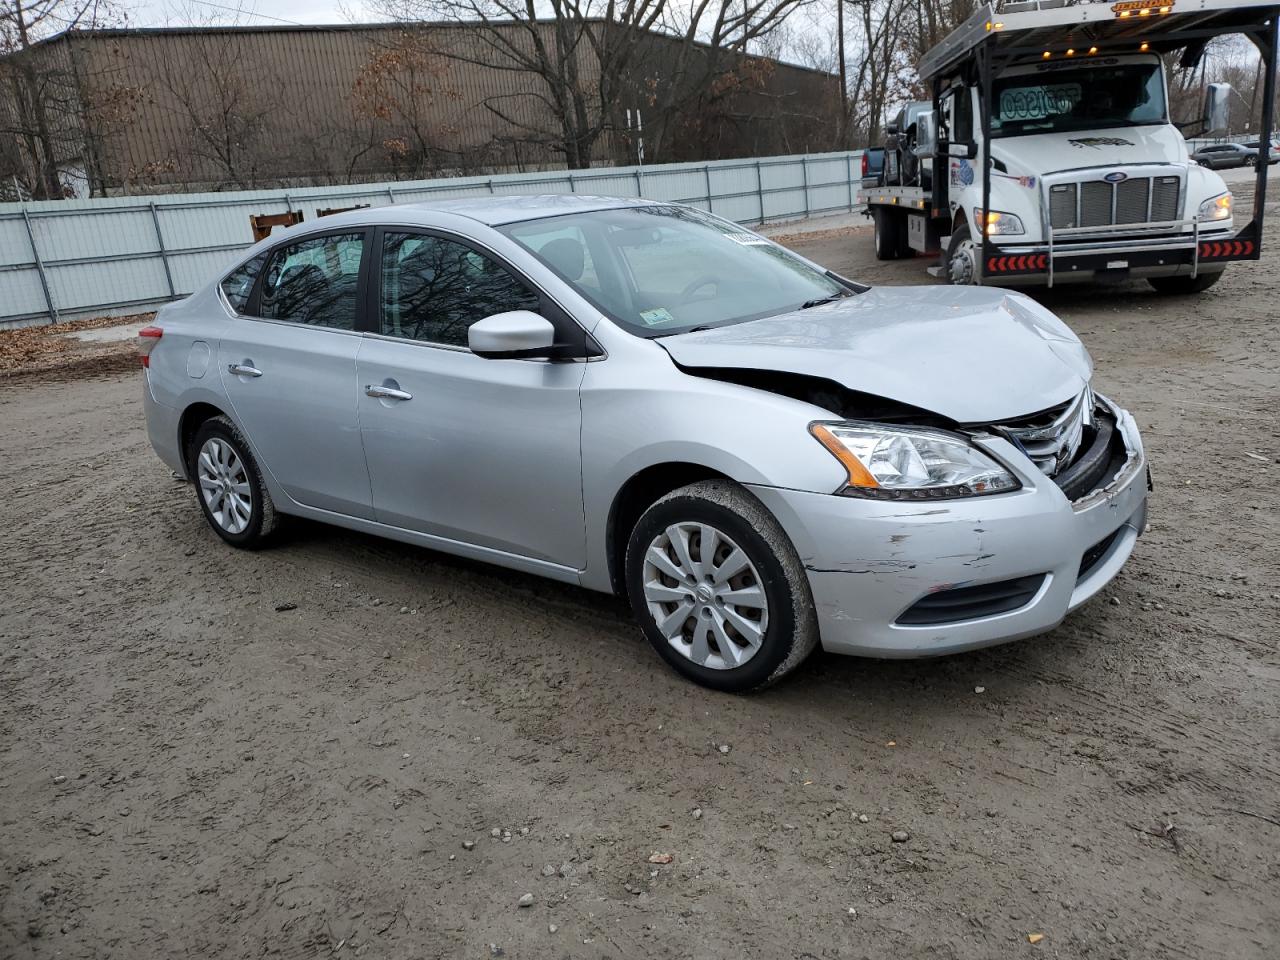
[
  {"xmin": 500, "ymin": 205, "xmax": 849, "ymax": 337},
  {"xmin": 992, "ymin": 60, "xmax": 1166, "ymax": 137},
  {"xmin": 257, "ymin": 233, "xmax": 365, "ymax": 329},
  {"xmin": 220, "ymin": 254, "xmax": 264, "ymax": 313},
  {"xmin": 380, "ymin": 233, "xmax": 541, "ymax": 346}
]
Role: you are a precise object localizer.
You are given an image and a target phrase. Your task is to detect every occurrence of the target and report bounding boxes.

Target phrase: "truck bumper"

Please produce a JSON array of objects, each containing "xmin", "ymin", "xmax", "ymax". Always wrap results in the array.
[{"xmin": 983, "ymin": 225, "xmax": 1256, "ymax": 286}]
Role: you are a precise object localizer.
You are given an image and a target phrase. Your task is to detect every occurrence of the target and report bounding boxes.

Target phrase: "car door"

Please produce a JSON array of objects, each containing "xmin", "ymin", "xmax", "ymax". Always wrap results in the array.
[
  {"xmin": 355, "ymin": 228, "xmax": 588, "ymax": 568},
  {"xmin": 217, "ymin": 229, "xmax": 375, "ymax": 519}
]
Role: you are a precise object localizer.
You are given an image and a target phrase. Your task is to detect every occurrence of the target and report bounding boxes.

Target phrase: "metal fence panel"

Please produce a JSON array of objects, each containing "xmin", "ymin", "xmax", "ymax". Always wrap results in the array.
[{"xmin": 0, "ymin": 150, "xmax": 863, "ymax": 327}]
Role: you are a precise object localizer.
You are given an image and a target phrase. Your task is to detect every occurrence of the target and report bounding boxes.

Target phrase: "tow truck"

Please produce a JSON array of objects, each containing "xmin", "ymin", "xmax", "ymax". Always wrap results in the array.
[{"xmin": 858, "ymin": 0, "xmax": 1278, "ymax": 291}]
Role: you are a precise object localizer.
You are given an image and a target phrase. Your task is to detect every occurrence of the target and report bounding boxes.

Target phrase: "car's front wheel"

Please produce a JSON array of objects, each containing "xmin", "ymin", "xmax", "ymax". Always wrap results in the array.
[
  {"xmin": 625, "ymin": 480, "xmax": 819, "ymax": 692},
  {"xmin": 190, "ymin": 415, "xmax": 278, "ymax": 548}
]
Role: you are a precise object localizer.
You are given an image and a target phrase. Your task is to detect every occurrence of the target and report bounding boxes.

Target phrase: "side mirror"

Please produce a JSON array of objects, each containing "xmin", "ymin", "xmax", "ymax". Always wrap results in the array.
[
  {"xmin": 886, "ymin": 121, "xmax": 900, "ymax": 137},
  {"xmin": 1203, "ymin": 83, "xmax": 1230, "ymax": 136},
  {"xmin": 947, "ymin": 141, "xmax": 974, "ymax": 159},
  {"xmin": 914, "ymin": 110, "xmax": 939, "ymax": 158},
  {"xmin": 469, "ymin": 310, "xmax": 557, "ymax": 359}
]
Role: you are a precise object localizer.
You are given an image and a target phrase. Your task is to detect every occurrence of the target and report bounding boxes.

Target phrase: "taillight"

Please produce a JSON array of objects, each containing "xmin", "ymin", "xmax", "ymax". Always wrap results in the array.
[
  {"xmin": 861, "ymin": 152, "xmax": 869, "ymax": 177},
  {"xmin": 138, "ymin": 326, "xmax": 162, "ymax": 367}
]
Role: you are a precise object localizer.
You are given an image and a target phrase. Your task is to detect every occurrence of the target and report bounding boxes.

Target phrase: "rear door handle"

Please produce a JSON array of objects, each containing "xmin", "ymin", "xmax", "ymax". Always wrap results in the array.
[
  {"xmin": 366, "ymin": 384, "xmax": 413, "ymax": 401},
  {"xmin": 228, "ymin": 362, "xmax": 262, "ymax": 378}
]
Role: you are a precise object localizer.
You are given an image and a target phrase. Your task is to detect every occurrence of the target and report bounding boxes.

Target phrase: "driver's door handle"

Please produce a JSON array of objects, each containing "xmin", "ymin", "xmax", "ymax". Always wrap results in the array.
[
  {"xmin": 227, "ymin": 362, "xmax": 262, "ymax": 378},
  {"xmin": 366, "ymin": 384, "xmax": 413, "ymax": 401}
]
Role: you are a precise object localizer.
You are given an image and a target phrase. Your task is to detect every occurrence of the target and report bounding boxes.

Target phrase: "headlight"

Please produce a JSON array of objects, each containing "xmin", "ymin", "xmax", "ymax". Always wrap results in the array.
[
  {"xmin": 810, "ymin": 422, "xmax": 1021, "ymax": 500},
  {"xmin": 1198, "ymin": 192, "xmax": 1232, "ymax": 222},
  {"xmin": 974, "ymin": 208, "xmax": 1025, "ymax": 236}
]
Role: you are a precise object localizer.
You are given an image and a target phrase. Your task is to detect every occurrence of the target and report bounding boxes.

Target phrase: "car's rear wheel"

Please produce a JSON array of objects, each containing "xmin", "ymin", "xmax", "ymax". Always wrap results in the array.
[
  {"xmin": 191, "ymin": 415, "xmax": 278, "ymax": 548},
  {"xmin": 625, "ymin": 480, "xmax": 818, "ymax": 692},
  {"xmin": 1148, "ymin": 270, "xmax": 1224, "ymax": 295}
]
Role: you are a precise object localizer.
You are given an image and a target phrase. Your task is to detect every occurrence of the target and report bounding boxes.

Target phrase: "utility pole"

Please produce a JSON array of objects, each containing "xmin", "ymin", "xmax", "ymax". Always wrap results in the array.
[{"xmin": 838, "ymin": 0, "xmax": 848, "ymax": 149}]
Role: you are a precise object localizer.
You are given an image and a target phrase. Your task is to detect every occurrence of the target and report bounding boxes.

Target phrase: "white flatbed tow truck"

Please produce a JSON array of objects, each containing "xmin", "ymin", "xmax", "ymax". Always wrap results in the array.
[{"xmin": 859, "ymin": 0, "xmax": 1279, "ymax": 291}]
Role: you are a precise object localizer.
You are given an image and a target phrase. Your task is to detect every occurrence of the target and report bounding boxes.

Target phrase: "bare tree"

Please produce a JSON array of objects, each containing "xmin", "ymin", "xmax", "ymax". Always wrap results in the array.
[
  {"xmin": 372, "ymin": 0, "xmax": 820, "ymax": 168},
  {"xmin": 0, "ymin": 0, "xmax": 129, "ymax": 198},
  {"xmin": 143, "ymin": 21, "xmax": 280, "ymax": 190},
  {"xmin": 351, "ymin": 28, "xmax": 462, "ymax": 178}
]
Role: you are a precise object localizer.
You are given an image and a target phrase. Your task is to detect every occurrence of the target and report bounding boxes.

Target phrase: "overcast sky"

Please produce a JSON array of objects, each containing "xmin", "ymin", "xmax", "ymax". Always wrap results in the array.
[{"xmin": 127, "ymin": 0, "xmax": 380, "ymax": 28}]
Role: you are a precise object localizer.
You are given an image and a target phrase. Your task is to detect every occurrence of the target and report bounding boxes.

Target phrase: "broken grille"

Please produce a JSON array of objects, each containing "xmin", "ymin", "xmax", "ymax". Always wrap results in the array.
[
  {"xmin": 998, "ymin": 389, "xmax": 1093, "ymax": 477},
  {"xmin": 1048, "ymin": 175, "xmax": 1181, "ymax": 230}
]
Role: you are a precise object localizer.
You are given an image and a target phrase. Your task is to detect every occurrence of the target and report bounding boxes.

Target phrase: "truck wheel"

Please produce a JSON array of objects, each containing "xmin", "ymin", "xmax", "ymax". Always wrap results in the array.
[
  {"xmin": 874, "ymin": 208, "xmax": 903, "ymax": 260},
  {"xmin": 944, "ymin": 223, "xmax": 980, "ymax": 285},
  {"xmin": 1148, "ymin": 271, "xmax": 1223, "ymax": 295}
]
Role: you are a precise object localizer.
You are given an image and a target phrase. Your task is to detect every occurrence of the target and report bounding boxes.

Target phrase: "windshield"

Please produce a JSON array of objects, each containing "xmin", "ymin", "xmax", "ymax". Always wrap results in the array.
[
  {"xmin": 498, "ymin": 205, "xmax": 850, "ymax": 336},
  {"xmin": 992, "ymin": 61, "xmax": 1166, "ymax": 138}
]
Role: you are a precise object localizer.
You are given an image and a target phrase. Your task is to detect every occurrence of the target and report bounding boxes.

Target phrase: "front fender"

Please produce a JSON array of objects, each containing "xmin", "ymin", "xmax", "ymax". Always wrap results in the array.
[{"xmin": 578, "ymin": 343, "xmax": 847, "ymax": 590}]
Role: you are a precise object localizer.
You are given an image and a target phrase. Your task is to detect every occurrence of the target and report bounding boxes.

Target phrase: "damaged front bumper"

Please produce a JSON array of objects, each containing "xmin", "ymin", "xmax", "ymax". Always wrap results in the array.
[{"xmin": 747, "ymin": 402, "xmax": 1148, "ymax": 658}]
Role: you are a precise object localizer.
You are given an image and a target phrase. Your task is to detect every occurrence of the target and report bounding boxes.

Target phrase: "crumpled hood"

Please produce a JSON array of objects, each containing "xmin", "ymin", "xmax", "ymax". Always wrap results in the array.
[{"xmin": 659, "ymin": 286, "xmax": 1093, "ymax": 423}]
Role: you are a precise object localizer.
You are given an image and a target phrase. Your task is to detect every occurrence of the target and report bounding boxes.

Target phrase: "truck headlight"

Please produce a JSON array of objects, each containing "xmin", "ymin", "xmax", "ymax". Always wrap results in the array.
[
  {"xmin": 975, "ymin": 208, "xmax": 1025, "ymax": 236},
  {"xmin": 810, "ymin": 422, "xmax": 1021, "ymax": 500},
  {"xmin": 1198, "ymin": 192, "xmax": 1232, "ymax": 222}
]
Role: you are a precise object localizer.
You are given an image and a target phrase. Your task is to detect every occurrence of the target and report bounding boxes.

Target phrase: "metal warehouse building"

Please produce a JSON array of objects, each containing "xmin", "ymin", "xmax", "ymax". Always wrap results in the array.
[{"xmin": 2, "ymin": 20, "xmax": 840, "ymax": 199}]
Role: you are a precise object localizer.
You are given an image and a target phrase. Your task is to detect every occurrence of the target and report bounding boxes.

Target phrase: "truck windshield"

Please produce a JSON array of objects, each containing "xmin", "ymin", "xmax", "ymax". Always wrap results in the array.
[{"xmin": 991, "ymin": 61, "xmax": 1166, "ymax": 137}]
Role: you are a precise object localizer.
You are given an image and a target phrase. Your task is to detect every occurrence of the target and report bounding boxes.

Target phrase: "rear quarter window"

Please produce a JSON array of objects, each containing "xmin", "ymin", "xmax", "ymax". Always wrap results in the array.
[{"xmin": 220, "ymin": 255, "xmax": 265, "ymax": 312}]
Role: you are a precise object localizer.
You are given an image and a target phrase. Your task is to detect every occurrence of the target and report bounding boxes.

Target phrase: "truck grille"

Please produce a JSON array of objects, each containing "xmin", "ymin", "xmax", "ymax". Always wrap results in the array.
[{"xmin": 1048, "ymin": 175, "xmax": 1181, "ymax": 230}]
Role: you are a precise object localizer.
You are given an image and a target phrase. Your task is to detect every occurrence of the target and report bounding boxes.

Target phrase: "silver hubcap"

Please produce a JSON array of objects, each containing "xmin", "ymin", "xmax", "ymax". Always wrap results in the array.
[
  {"xmin": 197, "ymin": 437, "xmax": 252, "ymax": 534},
  {"xmin": 642, "ymin": 522, "xmax": 769, "ymax": 671},
  {"xmin": 949, "ymin": 237, "xmax": 978, "ymax": 284}
]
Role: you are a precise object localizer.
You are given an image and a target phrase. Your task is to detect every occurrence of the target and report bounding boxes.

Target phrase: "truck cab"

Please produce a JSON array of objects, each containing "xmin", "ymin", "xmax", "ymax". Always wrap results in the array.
[
  {"xmin": 940, "ymin": 52, "xmax": 1234, "ymax": 290},
  {"xmin": 858, "ymin": 0, "xmax": 1276, "ymax": 292}
]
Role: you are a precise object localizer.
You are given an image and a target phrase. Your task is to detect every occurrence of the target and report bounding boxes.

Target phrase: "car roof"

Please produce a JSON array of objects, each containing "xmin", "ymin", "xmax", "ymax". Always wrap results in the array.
[{"xmin": 322, "ymin": 194, "xmax": 663, "ymax": 229}]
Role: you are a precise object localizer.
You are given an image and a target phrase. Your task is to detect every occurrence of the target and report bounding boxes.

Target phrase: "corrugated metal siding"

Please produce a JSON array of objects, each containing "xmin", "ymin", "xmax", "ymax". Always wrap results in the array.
[{"xmin": 0, "ymin": 150, "xmax": 863, "ymax": 326}]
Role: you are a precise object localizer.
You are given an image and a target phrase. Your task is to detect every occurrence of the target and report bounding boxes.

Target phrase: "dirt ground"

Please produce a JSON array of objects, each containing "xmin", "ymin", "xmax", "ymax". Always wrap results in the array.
[{"xmin": 2, "ymin": 192, "xmax": 1278, "ymax": 960}]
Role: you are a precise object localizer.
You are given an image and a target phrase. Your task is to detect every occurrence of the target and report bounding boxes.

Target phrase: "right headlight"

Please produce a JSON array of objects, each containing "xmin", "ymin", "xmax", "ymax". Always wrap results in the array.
[
  {"xmin": 1198, "ymin": 192, "xmax": 1232, "ymax": 222},
  {"xmin": 810, "ymin": 421, "xmax": 1021, "ymax": 500}
]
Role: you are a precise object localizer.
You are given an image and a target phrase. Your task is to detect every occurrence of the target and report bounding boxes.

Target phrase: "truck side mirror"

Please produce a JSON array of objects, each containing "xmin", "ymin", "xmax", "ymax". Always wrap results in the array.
[
  {"xmin": 914, "ymin": 110, "xmax": 939, "ymax": 158},
  {"xmin": 1203, "ymin": 83, "xmax": 1230, "ymax": 135},
  {"xmin": 886, "ymin": 121, "xmax": 900, "ymax": 137}
]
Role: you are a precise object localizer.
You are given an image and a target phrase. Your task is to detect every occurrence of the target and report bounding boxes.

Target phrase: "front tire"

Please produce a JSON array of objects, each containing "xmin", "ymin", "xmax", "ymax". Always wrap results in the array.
[
  {"xmin": 944, "ymin": 223, "xmax": 980, "ymax": 285},
  {"xmin": 1147, "ymin": 271, "xmax": 1224, "ymax": 295},
  {"xmin": 625, "ymin": 480, "xmax": 819, "ymax": 692},
  {"xmin": 190, "ymin": 415, "xmax": 278, "ymax": 549}
]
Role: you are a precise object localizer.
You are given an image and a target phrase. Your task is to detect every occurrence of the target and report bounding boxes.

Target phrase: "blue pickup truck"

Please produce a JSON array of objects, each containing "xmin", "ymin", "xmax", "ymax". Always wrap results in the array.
[{"xmin": 860, "ymin": 147, "xmax": 884, "ymax": 188}]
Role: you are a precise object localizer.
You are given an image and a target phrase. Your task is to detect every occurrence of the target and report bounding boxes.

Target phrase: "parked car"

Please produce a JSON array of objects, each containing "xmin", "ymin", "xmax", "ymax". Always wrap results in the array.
[
  {"xmin": 141, "ymin": 197, "xmax": 1149, "ymax": 691},
  {"xmin": 1243, "ymin": 139, "xmax": 1280, "ymax": 163},
  {"xmin": 860, "ymin": 147, "xmax": 885, "ymax": 188},
  {"xmin": 883, "ymin": 102, "xmax": 934, "ymax": 188},
  {"xmin": 1191, "ymin": 142, "xmax": 1265, "ymax": 168}
]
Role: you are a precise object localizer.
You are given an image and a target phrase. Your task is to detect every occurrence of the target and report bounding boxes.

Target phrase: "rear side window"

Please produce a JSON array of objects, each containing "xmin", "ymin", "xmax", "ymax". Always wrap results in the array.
[
  {"xmin": 380, "ymin": 232, "xmax": 541, "ymax": 346},
  {"xmin": 220, "ymin": 255, "xmax": 264, "ymax": 312},
  {"xmin": 258, "ymin": 233, "xmax": 365, "ymax": 329}
]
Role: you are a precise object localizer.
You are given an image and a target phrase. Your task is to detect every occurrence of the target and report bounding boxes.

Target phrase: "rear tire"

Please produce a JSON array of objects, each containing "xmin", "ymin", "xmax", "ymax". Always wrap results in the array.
[
  {"xmin": 874, "ymin": 208, "xmax": 904, "ymax": 260},
  {"xmin": 1147, "ymin": 271, "xmax": 1223, "ymax": 295},
  {"xmin": 190, "ymin": 415, "xmax": 279, "ymax": 549},
  {"xmin": 624, "ymin": 480, "xmax": 819, "ymax": 693}
]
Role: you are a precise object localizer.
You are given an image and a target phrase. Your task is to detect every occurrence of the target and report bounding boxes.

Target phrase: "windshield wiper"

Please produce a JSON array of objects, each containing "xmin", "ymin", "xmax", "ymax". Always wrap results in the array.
[{"xmin": 800, "ymin": 293, "xmax": 847, "ymax": 309}]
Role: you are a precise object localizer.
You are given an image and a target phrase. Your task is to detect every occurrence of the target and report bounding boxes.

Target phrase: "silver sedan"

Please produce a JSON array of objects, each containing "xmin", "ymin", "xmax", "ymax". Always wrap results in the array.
[{"xmin": 141, "ymin": 196, "xmax": 1148, "ymax": 691}]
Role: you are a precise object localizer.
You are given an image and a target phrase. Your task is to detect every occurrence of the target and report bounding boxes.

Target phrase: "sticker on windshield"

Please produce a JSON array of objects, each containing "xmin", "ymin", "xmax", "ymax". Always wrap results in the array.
[
  {"xmin": 724, "ymin": 232, "xmax": 770, "ymax": 245},
  {"xmin": 640, "ymin": 307, "xmax": 676, "ymax": 327}
]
